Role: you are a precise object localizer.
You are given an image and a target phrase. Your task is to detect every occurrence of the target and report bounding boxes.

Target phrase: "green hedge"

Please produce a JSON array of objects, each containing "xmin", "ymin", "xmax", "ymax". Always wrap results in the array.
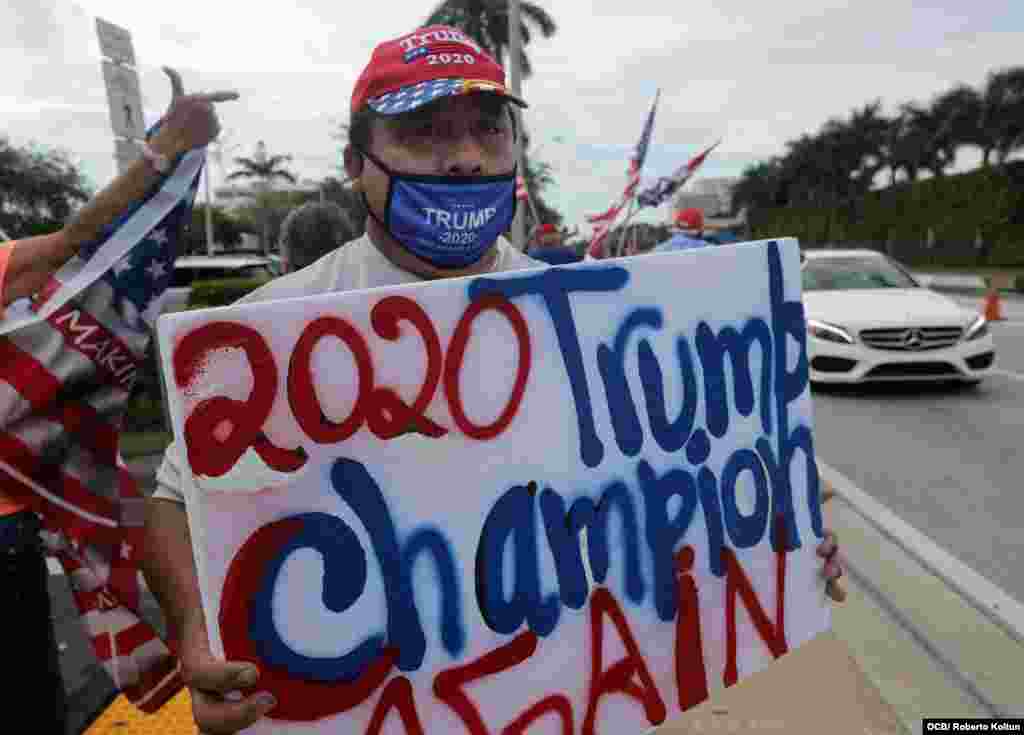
[
  {"xmin": 187, "ymin": 276, "xmax": 271, "ymax": 309},
  {"xmin": 124, "ymin": 394, "xmax": 166, "ymax": 432},
  {"xmin": 751, "ymin": 162, "xmax": 1024, "ymax": 267}
]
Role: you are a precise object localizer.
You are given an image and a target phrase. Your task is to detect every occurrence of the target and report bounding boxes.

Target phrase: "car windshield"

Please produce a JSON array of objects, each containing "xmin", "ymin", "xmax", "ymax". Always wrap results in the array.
[{"xmin": 802, "ymin": 256, "xmax": 919, "ymax": 291}]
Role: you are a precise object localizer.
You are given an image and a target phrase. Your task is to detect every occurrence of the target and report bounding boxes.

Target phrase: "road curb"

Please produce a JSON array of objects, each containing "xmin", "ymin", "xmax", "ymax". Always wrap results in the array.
[{"xmin": 818, "ymin": 460, "xmax": 1024, "ymax": 647}]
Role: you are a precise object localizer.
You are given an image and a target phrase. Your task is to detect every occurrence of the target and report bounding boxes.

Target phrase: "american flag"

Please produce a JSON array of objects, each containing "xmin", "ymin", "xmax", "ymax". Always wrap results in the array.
[
  {"xmin": 403, "ymin": 46, "xmax": 430, "ymax": 63},
  {"xmin": 636, "ymin": 139, "xmax": 721, "ymax": 209},
  {"xmin": 368, "ymin": 78, "xmax": 465, "ymax": 114},
  {"xmin": 629, "ymin": 88, "xmax": 660, "ymax": 176},
  {"xmin": 586, "ymin": 90, "xmax": 660, "ymax": 258},
  {"xmin": 0, "ymin": 137, "xmax": 205, "ymax": 713}
]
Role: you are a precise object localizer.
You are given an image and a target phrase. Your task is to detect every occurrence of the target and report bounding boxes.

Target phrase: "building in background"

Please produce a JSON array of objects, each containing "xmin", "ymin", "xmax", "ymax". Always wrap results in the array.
[
  {"xmin": 213, "ymin": 178, "xmax": 325, "ymax": 214},
  {"xmin": 670, "ymin": 177, "xmax": 748, "ymax": 241},
  {"xmin": 670, "ymin": 177, "xmax": 738, "ymax": 221},
  {"xmin": 692, "ymin": 178, "xmax": 737, "ymax": 213}
]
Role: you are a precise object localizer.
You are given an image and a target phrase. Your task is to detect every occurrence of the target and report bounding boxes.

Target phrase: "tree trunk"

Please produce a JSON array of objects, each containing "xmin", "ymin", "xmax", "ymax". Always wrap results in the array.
[{"xmin": 259, "ymin": 180, "xmax": 272, "ymax": 255}]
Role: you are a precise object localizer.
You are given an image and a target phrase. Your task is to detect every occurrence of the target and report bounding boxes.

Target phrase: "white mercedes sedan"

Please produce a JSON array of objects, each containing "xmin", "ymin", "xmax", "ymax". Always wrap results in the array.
[{"xmin": 802, "ymin": 249, "xmax": 995, "ymax": 384}]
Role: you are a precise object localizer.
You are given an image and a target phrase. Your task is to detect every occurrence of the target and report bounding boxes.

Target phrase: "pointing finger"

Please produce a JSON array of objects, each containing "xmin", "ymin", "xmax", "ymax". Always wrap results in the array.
[
  {"xmin": 163, "ymin": 66, "xmax": 185, "ymax": 100},
  {"xmin": 198, "ymin": 91, "xmax": 241, "ymax": 104}
]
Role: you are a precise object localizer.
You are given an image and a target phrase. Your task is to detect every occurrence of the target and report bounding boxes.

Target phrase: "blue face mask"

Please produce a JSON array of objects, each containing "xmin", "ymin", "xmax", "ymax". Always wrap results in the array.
[{"xmin": 358, "ymin": 148, "xmax": 517, "ymax": 269}]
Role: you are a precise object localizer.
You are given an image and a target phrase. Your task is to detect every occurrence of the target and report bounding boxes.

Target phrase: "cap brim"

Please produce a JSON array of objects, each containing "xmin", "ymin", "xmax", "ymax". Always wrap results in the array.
[{"xmin": 368, "ymin": 78, "xmax": 528, "ymax": 116}]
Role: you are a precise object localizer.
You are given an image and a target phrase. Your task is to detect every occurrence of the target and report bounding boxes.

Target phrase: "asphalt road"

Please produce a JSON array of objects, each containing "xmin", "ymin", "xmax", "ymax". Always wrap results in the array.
[
  {"xmin": 50, "ymin": 289, "xmax": 1024, "ymax": 733},
  {"xmin": 812, "ymin": 290, "xmax": 1024, "ymax": 607}
]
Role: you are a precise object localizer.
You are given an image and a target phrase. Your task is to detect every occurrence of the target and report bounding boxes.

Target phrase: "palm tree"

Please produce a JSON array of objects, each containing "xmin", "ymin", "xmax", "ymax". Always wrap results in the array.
[
  {"xmin": 932, "ymin": 85, "xmax": 987, "ymax": 166},
  {"xmin": 881, "ymin": 104, "xmax": 953, "ymax": 184},
  {"xmin": 904, "ymin": 104, "xmax": 957, "ymax": 178},
  {"xmin": 227, "ymin": 141, "xmax": 298, "ymax": 254},
  {"xmin": 425, "ymin": 0, "xmax": 556, "ymax": 79},
  {"xmin": 982, "ymin": 67, "xmax": 1024, "ymax": 166},
  {"xmin": 732, "ymin": 159, "xmax": 785, "ymax": 213},
  {"xmin": 842, "ymin": 101, "xmax": 890, "ymax": 195}
]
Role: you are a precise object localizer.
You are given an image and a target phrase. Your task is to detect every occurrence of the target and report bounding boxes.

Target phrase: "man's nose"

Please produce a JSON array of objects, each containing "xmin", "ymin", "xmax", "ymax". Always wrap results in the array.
[{"xmin": 444, "ymin": 135, "xmax": 484, "ymax": 175}]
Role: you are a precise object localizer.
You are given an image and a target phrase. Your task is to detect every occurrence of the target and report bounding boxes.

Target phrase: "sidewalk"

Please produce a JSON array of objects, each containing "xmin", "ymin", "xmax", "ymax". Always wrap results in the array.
[
  {"xmin": 81, "ymin": 456, "xmax": 1023, "ymax": 735},
  {"xmin": 820, "ymin": 466, "xmax": 1024, "ymax": 728},
  {"xmin": 665, "ymin": 472, "xmax": 1024, "ymax": 734}
]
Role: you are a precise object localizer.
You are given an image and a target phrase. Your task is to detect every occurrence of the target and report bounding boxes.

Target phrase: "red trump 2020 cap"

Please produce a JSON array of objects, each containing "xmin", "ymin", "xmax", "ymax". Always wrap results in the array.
[{"xmin": 351, "ymin": 25, "xmax": 528, "ymax": 116}]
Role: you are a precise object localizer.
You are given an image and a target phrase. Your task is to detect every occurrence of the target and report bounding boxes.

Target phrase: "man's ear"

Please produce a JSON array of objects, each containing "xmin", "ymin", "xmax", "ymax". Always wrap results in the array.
[{"xmin": 343, "ymin": 145, "xmax": 363, "ymax": 184}]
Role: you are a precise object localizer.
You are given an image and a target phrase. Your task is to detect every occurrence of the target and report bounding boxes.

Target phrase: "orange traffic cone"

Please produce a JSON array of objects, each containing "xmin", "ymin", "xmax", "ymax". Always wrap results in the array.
[{"xmin": 983, "ymin": 285, "xmax": 1006, "ymax": 322}]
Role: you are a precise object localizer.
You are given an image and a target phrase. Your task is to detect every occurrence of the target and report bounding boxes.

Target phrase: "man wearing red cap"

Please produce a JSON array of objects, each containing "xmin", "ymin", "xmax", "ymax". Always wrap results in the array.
[
  {"xmin": 142, "ymin": 24, "xmax": 548, "ymax": 734},
  {"xmin": 141, "ymin": 26, "xmax": 844, "ymax": 735},
  {"xmin": 527, "ymin": 222, "xmax": 582, "ymax": 265},
  {"xmin": 654, "ymin": 207, "xmax": 713, "ymax": 253}
]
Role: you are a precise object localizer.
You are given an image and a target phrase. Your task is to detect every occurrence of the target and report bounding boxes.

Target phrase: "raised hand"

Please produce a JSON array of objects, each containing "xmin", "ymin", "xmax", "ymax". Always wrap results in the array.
[{"xmin": 149, "ymin": 67, "xmax": 239, "ymax": 158}]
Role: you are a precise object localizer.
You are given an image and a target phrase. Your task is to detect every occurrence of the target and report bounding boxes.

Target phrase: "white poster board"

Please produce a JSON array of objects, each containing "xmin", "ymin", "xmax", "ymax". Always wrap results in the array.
[{"xmin": 157, "ymin": 237, "xmax": 830, "ymax": 734}]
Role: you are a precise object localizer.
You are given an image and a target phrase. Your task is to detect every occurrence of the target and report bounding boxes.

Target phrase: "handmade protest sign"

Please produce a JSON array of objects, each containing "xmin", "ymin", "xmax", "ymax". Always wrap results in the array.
[{"xmin": 156, "ymin": 237, "xmax": 829, "ymax": 735}]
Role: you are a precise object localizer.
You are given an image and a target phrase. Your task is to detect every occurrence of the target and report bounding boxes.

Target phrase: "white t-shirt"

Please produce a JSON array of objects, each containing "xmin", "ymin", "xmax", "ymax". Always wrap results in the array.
[{"xmin": 152, "ymin": 235, "xmax": 542, "ymax": 503}]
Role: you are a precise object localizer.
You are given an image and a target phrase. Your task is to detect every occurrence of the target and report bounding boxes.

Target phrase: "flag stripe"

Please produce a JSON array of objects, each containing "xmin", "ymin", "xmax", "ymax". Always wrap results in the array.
[
  {"xmin": 0, "ymin": 338, "xmax": 62, "ymax": 407},
  {"xmin": 121, "ymin": 656, "xmax": 183, "ymax": 712},
  {"xmin": 91, "ymin": 619, "xmax": 154, "ymax": 659},
  {"xmin": 0, "ymin": 431, "xmax": 118, "ymax": 525},
  {"xmin": 0, "ymin": 336, "xmax": 124, "ymax": 465}
]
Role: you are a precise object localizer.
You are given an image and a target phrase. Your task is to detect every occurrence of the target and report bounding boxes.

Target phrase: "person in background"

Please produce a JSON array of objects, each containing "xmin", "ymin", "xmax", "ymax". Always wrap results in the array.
[
  {"xmin": 526, "ymin": 222, "xmax": 582, "ymax": 265},
  {"xmin": 278, "ymin": 201, "xmax": 359, "ymax": 273},
  {"xmin": 654, "ymin": 207, "xmax": 712, "ymax": 253}
]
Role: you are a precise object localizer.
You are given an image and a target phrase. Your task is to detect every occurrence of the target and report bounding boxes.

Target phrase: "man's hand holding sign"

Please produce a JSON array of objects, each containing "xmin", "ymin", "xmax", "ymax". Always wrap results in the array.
[{"xmin": 143, "ymin": 25, "xmax": 843, "ymax": 735}]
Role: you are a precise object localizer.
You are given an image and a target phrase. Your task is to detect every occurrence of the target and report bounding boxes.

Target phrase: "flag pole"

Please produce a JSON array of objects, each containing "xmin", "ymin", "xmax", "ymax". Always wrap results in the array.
[{"xmin": 203, "ymin": 165, "xmax": 215, "ymax": 255}]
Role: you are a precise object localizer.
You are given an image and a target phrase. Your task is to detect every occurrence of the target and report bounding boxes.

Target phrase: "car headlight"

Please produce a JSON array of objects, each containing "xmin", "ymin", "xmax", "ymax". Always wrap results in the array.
[
  {"xmin": 964, "ymin": 315, "xmax": 989, "ymax": 341},
  {"xmin": 807, "ymin": 319, "xmax": 855, "ymax": 344}
]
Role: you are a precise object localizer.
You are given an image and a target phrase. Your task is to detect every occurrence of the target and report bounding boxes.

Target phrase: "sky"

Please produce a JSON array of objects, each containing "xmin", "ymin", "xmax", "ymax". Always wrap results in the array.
[{"xmin": 3, "ymin": 0, "xmax": 1022, "ymax": 233}]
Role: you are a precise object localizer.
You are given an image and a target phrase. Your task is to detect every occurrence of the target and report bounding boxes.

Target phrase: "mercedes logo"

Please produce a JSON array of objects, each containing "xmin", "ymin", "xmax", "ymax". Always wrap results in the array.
[{"xmin": 904, "ymin": 329, "xmax": 924, "ymax": 350}]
